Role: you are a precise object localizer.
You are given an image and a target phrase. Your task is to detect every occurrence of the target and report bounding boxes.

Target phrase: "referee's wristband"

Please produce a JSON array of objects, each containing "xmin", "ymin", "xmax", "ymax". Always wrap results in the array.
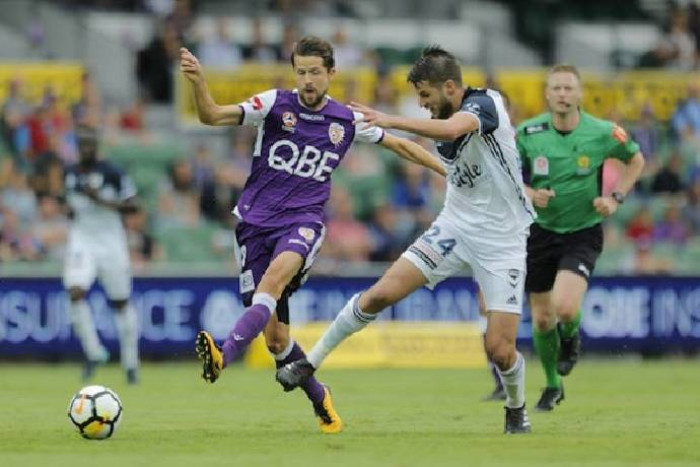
[{"xmin": 611, "ymin": 191, "xmax": 625, "ymax": 204}]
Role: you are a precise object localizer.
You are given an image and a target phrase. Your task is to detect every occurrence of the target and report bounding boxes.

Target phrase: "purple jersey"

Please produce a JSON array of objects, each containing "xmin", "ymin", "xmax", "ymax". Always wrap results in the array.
[{"xmin": 235, "ymin": 89, "xmax": 384, "ymax": 227}]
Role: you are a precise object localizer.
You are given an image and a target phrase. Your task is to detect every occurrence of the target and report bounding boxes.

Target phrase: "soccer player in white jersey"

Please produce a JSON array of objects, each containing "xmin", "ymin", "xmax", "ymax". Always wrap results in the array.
[
  {"xmin": 63, "ymin": 126, "xmax": 140, "ymax": 384},
  {"xmin": 276, "ymin": 46, "xmax": 535, "ymax": 434}
]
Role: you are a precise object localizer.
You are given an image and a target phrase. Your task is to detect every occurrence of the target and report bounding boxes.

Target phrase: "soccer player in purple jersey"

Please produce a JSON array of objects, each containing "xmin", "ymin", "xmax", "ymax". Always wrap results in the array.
[{"xmin": 180, "ymin": 36, "xmax": 445, "ymax": 434}]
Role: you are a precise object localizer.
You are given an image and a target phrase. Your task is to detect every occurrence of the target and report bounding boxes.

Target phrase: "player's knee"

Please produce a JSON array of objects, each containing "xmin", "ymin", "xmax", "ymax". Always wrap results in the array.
[
  {"xmin": 108, "ymin": 299, "xmax": 128, "ymax": 311},
  {"xmin": 68, "ymin": 287, "xmax": 87, "ymax": 302},
  {"xmin": 533, "ymin": 313, "xmax": 556, "ymax": 332},
  {"xmin": 552, "ymin": 298, "xmax": 578, "ymax": 321},
  {"xmin": 485, "ymin": 338, "xmax": 515, "ymax": 370}
]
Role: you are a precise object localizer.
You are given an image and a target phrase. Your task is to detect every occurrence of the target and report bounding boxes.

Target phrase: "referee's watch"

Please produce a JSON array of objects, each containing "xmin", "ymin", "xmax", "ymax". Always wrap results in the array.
[{"xmin": 611, "ymin": 191, "xmax": 626, "ymax": 205}]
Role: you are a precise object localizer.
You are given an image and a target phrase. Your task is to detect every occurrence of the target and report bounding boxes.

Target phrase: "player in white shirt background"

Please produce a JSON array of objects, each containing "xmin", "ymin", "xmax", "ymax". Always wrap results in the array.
[
  {"xmin": 63, "ymin": 125, "xmax": 141, "ymax": 384},
  {"xmin": 276, "ymin": 46, "xmax": 535, "ymax": 434}
]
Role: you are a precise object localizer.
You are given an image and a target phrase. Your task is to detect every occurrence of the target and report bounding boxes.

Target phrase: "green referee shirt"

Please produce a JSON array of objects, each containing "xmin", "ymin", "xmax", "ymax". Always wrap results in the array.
[{"xmin": 516, "ymin": 111, "xmax": 640, "ymax": 234}]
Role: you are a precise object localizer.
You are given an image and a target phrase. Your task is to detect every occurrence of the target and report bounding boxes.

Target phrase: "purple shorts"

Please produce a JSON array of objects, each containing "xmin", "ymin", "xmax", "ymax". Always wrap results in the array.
[{"xmin": 234, "ymin": 221, "xmax": 325, "ymax": 323}]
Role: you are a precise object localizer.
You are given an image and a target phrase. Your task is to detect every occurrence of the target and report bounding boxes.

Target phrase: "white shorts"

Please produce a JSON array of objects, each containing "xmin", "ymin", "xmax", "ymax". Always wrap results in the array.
[
  {"xmin": 401, "ymin": 217, "xmax": 527, "ymax": 314},
  {"xmin": 62, "ymin": 233, "xmax": 131, "ymax": 300}
]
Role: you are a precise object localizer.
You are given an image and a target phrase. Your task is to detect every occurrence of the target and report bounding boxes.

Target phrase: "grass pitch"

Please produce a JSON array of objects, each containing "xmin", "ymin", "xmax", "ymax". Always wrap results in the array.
[{"xmin": 1, "ymin": 359, "xmax": 698, "ymax": 466}]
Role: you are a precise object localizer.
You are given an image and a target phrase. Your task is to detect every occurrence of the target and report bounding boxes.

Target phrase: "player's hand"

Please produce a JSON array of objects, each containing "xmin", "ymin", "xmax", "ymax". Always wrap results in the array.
[
  {"xmin": 180, "ymin": 47, "xmax": 204, "ymax": 83},
  {"xmin": 348, "ymin": 102, "xmax": 397, "ymax": 129},
  {"xmin": 532, "ymin": 188, "xmax": 556, "ymax": 208},
  {"xmin": 593, "ymin": 196, "xmax": 618, "ymax": 217}
]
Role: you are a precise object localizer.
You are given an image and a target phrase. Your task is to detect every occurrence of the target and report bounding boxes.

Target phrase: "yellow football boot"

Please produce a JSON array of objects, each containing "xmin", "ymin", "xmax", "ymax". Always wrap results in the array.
[
  {"xmin": 195, "ymin": 331, "xmax": 223, "ymax": 383},
  {"xmin": 313, "ymin": 386, "xmax": 343, "ymax": 434}
]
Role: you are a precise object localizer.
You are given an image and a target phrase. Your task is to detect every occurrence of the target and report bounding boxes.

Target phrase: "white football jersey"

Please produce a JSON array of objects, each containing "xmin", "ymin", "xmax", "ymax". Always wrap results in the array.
[
  {"xmin": 435, "ymin": 88, "xmax": 536, "ymax": 260},
  {"xmin": 64, "ymin": 160, "xmax": 135, "ymax": 242}
]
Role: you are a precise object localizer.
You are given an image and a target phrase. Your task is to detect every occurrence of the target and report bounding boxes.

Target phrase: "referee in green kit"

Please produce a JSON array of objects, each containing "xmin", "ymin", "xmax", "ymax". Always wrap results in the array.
[{"xmin": 516, "ymin": 65, "xmax": 645, "ymax": 411}]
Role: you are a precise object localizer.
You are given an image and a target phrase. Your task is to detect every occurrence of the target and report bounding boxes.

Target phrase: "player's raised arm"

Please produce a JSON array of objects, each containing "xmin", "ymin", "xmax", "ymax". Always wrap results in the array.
[
  {"xmin": 180, "ymin": 47, "xmax": 243, "ymax": 126},
  {"xmin": 379, "ymin": 133, "xmax": 447, "ymax": 177},
  {"xmin": 350, "ymin": 101, "xmax": 478, "ymax": 142}
]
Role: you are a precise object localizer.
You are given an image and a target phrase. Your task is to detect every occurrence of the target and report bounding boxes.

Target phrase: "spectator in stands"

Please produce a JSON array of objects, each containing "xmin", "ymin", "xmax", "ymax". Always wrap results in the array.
[
  {"xmin": 671, "ymin": 81, "xmax": 700, "ymax": 141},
  {"xmin": 136, "ymin": 19, "xmax": 182, "ymax": 103},
  {"xmin": 324, "ymin": 185, "xmax": 371, "ymax": 262},
  {"xmin": 197, "ymin": 18, "xmax": 243, "ymax": 69},
  {"xmin": 331, "ymin": 27, "xmax": 364, "ymax": 69},
  {"xmin": 1, "ymin": 79, "xmax": 31, "ymax": 170},
  {"xmin": 0, "ymin": 205, "xmax": 41, "ymax": 262},
  {"xmin": 156, "ymin": 158, "xmax": 201, "ymax": 228},
  {"xmin": 631, "ymin": 105, "xmax": 661, "ymax": 176},
  {"xmin": 624, "ymin": 238, "xmax": 674, "ymax": 275},
  {"xmin": 367, "ymin": 202, "xmax": 402, "ymax": 262},
  {"xmin": 242, "ymin": 18, "xmax": 280, "ymax": 63},
  {"xmin": 120, "ymin": 98, "xmax": 145, "ymax": 133},
  {"xmin": 72, "ymin": 72, "xmax": 102, "ymax": 128},
  {"xmin": 278, "ymin": 23, "xmax": 299, "ymax": 63},
  {"xmin": 31, "ymin": 194, "xmax": 68, "ymax": 261},
  {"xmin": 626, "ymin": 206, "xmax": 654, "ymax": 245},
  {"xmin": 372, "ymin": 72, "xmax": 399, "ymax": 115},
  {"xmin": 124, "ymin": 208, "xmax": 162, "ymax": 269},
  {"xmin": 654, "ymin": 204, "xmax": 688, "ymax": 245},
  {"xmin": 683, "ymin": 177, "xmax": 700, "ymax": 234},
  {"xmin": 651, "ymin": 152, "xmax": 685, "ymax": 194},
  {"xmin": 392, "ymin": 160, "xmax": 434, "ymax": 232},
  {"xmin": 1, "ymin": 167, "xmax": 37, "ymax": 229}
]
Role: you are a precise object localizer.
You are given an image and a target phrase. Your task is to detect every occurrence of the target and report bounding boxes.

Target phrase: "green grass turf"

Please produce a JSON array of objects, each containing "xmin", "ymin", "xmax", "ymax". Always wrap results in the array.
[{"xmin": 0, "ymin": 359, "xmax": 698, "ymax": 467}]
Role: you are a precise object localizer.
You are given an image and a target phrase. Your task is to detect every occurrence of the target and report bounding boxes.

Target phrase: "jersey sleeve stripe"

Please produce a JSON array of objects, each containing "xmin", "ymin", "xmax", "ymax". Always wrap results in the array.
[{"xmin": 483, "ymin": 134, "xmax": 536, "ymax": 219}]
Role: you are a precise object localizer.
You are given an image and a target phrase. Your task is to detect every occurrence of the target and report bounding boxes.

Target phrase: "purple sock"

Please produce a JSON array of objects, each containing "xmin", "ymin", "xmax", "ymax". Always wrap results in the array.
[
  {"xmin": 276, "ymin": 342, "xmax": 325, "ymax": 405},
  {"xmin": 221, "ymin": 303, "xmax": 271, "ymax": 367}
]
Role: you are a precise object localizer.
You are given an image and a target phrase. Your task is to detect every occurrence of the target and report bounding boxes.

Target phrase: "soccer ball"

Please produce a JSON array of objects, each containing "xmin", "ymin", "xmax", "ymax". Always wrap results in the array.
[{"xmin": 67, "ymin": 385, "xmax": 123, "ymax": 440}]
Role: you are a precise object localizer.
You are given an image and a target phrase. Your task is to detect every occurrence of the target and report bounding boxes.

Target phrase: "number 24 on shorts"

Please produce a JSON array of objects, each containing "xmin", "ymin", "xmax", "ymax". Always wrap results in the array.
[{"xmin": 421, "ymin": 226, "xmax": 456, "ymax": 256}]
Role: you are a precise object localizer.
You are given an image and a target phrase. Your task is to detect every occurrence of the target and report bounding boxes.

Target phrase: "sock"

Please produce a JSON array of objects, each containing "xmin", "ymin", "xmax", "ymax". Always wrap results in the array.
[
  {"xmin": 273, "ymin": 340, "xmax": 325, "ymax": 405},
  {"xmin": 114, "ymin": 304, "xmax": 139, "ymax": 371},
  {"xmin": 69, "ymin": 300, "xmax": 106, "ymax": 361},
  {"xmin": 221, "ymin": 293, "xmax": 275, "ymax": 367},
  {"xmin": 307, "ymin": 293, "xmax": 376, "ymax": 369},
  {"xmin": 559, "ymin": 310, "xmax": 582, "ymax": 339},
  {"xmin": 533, "ymin": 326, "xmax": 561, "ymax": 388},
  {"xmin": 482, "ymin": 333, "xmax": 503, "ymax": 390},
  {"xmin": 497, "ymin": 352, "xmax": 526, "ymax": 409}
]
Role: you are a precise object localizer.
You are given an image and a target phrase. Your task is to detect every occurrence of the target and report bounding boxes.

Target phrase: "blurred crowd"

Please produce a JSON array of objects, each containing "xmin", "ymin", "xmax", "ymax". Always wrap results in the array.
[{"xmin": 3, "ymin": 1, "xmax": 700, "ymax": 274}]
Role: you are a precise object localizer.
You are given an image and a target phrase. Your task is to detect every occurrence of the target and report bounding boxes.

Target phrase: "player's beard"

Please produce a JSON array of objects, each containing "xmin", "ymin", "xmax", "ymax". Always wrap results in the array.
[
  {"xmin": 434, "ymin": 95, "xmax": 454, "ymax": 120},
  {"xmin": 300, "ymin": 87, "xmax": 327, "ymax": 109}
]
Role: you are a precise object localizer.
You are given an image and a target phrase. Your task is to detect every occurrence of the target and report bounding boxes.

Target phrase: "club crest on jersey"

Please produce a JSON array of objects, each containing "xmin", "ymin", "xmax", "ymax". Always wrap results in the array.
[
  {"xmin": 298, "ymin": 227, "xmax": 315, "ymax": 243},
  {"xmin": 576, "ymin": 155, "xmax": 591, "ymax": 175},
  {"xmin": 533, "ymin": 155, "xmax": 549, "ymax": 176},
  {"xmin": 282, "ymin": 112, "xmax": 297, "ymax": 132},
  {"xmin": 328, "ymin": 122, "xmax": 345, "ymax": 146}
]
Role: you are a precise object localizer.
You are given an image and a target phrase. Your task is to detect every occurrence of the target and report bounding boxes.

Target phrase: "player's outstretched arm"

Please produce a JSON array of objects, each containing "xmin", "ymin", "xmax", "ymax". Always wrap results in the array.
[
  {"xmin": 179, "ymin": 47, "xmax": 243, "ymax": 126},
  {"xmin": 350, "ymin": 102, "xmax": 479, "ymax": 141},
  {"xmin": 379, "ymin": 133, "xmax": 447, "ymax": 177}
]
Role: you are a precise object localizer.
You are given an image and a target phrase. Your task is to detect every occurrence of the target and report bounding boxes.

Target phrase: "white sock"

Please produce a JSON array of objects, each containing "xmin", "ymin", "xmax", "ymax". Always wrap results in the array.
[
  {"xmin": 497, "ymin": 351, "xmax": 526, "ymax": 409},
  {"xmin": 69, "ymin": 300, "xmax": 107, "ymax": 361},
  {"xmin": 307, "ymin": 293, "xmax": 376, "ymax": 368},
  {"xmin": 114, "ymin": 304, "xmax": 139, "ymax": 370},
  {"xmin": 252, "ymin": 292, "xmax": 276, "ymax": 315}
]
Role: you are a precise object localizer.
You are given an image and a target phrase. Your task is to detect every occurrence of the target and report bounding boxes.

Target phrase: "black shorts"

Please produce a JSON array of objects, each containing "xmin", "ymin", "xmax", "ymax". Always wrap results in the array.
[{"xmin": 525, "ymin": 223, "xmax": 603, "ymax": 293}]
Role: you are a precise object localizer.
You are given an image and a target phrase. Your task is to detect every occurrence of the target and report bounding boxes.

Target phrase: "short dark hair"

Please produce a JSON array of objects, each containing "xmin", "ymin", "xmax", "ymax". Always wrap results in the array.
[
  {"xmin": 290, "ymin": 35, "xmax": 335, "ymax": 70},
  {"xmin": 407, "ymin": 46, "xmax": 462, "ymax": 87}
]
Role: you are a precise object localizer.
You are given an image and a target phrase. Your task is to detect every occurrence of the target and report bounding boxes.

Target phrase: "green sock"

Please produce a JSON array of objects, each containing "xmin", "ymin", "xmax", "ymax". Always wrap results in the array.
[
  {"xmin": 533, "ymin": 327, "xmax": 561, "ymax": 389},
  {"xmin": 559, "ymin": 310, "xmax": 582, "ymax": 339}
]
